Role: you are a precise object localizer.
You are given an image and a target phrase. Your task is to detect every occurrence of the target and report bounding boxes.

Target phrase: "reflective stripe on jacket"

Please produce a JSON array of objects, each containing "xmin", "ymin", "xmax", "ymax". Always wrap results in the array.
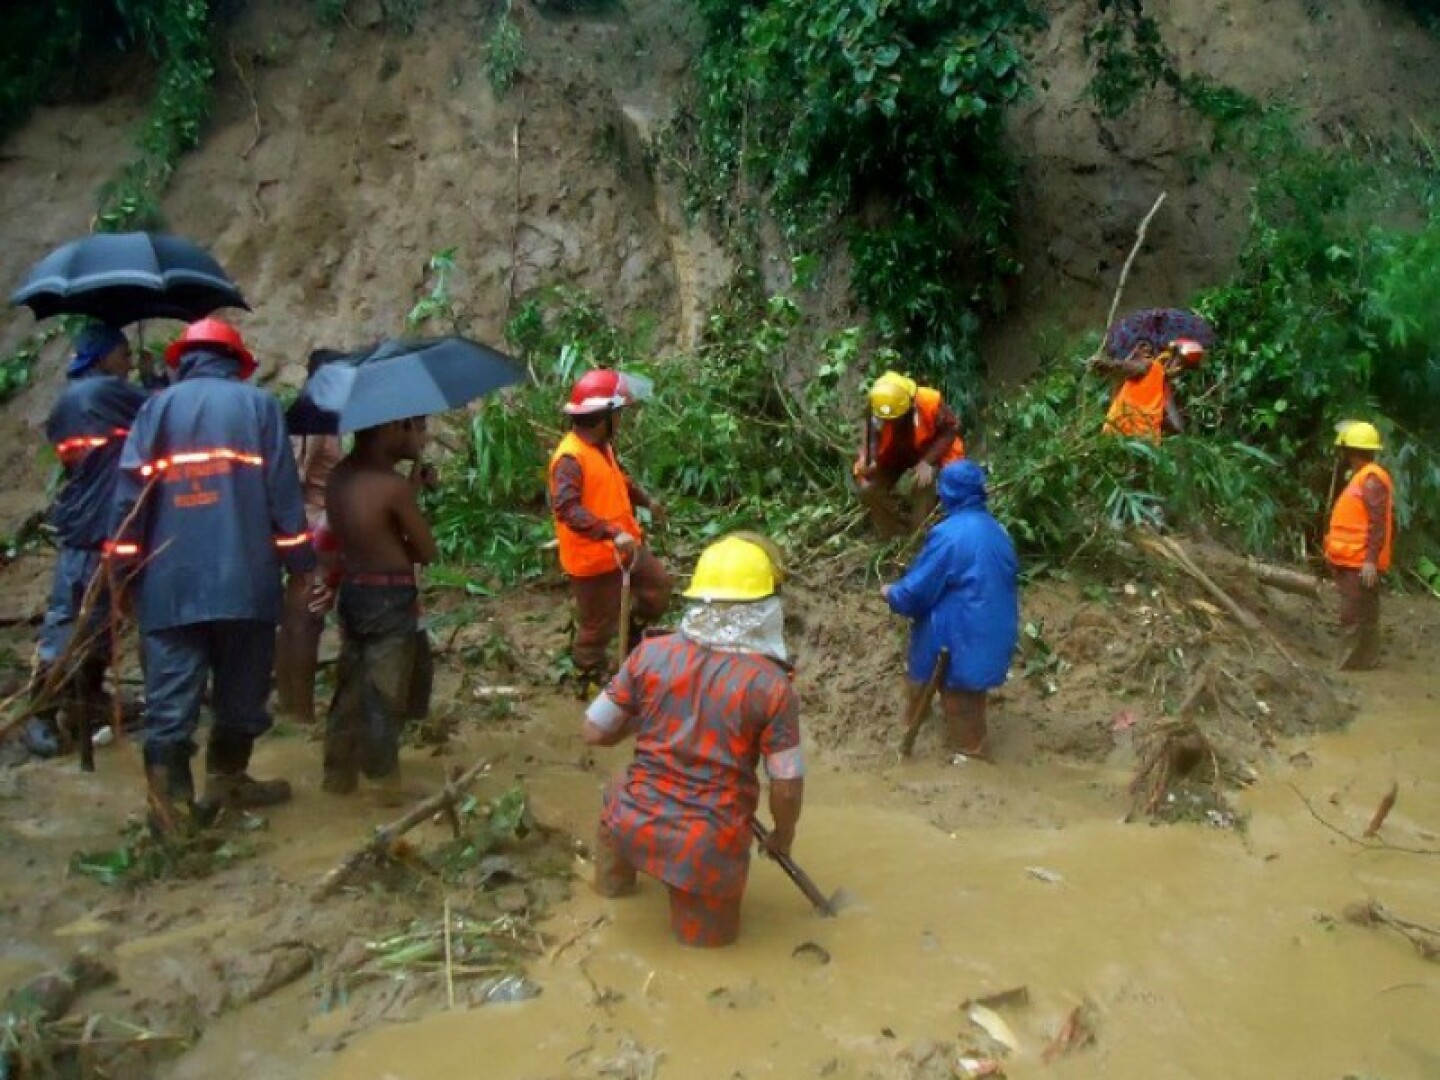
[
  {"xmin": 548, "ymin": 432, "xmax": 641, "ymax": 578},
  {"xmin": 876, "ymin": 387, "xmax": 965, "ymax": 466},
  {"xmin": 110, "ymin": 349, "xmax": 315, "ymax": 631},
  {"xmin": 46, "ymin": 373, "xmax": 149, "ymax": 549},
  {"xmin": 1325, "ymin": 462, "xmax": 1393, "ymax": 571},
  {"xmin": 1103, "ymin": 360, "xmax": 1166, "ymax": 440}
]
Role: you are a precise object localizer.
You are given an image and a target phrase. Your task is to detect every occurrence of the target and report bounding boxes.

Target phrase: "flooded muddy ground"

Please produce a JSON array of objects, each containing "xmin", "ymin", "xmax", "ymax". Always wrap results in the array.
[{"xmin": 1, "ymin": 572, "xmax": 1437, "ymax": 1080}]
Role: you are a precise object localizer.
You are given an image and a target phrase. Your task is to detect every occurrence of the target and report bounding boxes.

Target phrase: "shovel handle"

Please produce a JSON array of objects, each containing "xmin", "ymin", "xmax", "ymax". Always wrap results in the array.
[
  {"xmin": 615, "ymin": 551, "xmax": 634, "ymax": 664},
  {"xmin": 900, "ymin": 647, "xmax": 950, "ymax": 758},
  {"xmin": 751, "ymin": 817, "xmax": 836, "ymax": 917}
]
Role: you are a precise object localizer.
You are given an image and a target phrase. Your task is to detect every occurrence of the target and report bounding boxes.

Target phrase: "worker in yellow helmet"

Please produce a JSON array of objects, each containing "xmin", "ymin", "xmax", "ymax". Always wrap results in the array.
[
  {"xmin": 583, "ymin": 533, "xmax": 803, "ymax": 947},
  {"xmin": 853, "ymin": 371, "xmax": 965, "ymax": 538},
  {"xmin": 1322, "ymin": 421, "xmax": 1393, "ymax": 670}
]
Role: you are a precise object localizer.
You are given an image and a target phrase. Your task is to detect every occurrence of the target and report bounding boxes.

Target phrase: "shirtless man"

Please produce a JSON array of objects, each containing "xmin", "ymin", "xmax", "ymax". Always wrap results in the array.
[{"xmin": 321, "ymin": 415, "xmax": 437, "ymax": 799}]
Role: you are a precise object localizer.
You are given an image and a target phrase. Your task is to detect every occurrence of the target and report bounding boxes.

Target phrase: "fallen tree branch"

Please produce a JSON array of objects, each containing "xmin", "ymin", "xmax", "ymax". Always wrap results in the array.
[
  {"xmin": 1184, "ymin": 544, "xmax": 1322, "ymax": 599},
  {"xmin": 1137, "ymin": 532, "xmax": 1300, "ymax": 668},
  {"xmin": 1342, "ymin": 901, "xmax": 1440, "ymax": 961},
  {"xmin": 312, "ymin": 758, "xmax": 492, "ymax": 900},
  {"xmin": 1287, "ymin": 783, "xmax": 1440, "ymax": 856},
  {"xmin": 229, "ymin": 46, "xmax": 264, "ymax": 161}
]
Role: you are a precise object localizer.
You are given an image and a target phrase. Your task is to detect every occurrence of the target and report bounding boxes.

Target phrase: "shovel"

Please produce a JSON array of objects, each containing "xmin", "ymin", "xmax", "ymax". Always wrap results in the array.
[
  {"xmin": 751, "ymin": 817, "xmax": 845, "ymax": 917},
  {"xmin": 900, "ymin": 647, "xmax": 950, "ymax": 758},
  {"xmin": 615, "ymin": 550, "xmax": 634, "ymax": 668}
]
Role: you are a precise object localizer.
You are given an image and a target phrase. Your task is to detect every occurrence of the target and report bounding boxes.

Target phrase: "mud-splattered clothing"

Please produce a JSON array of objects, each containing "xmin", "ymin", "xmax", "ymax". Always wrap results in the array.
[
  {"xmin": 590, "ymin": 634, "xmax": 803, "ymax": 901},
  {"xmin": 324, "ymin": 579, "xmax": 432, "ymax": 785}
]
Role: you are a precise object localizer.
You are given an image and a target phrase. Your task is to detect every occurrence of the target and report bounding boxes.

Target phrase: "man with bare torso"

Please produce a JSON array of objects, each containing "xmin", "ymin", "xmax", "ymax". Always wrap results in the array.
[{"xmin": 321, "ymin": 415, "xmax": 436, "ymax": 799}]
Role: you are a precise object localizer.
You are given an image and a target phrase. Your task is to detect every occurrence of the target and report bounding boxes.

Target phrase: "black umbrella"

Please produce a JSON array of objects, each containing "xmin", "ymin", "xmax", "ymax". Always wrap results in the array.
[
  {"xmin": 1104, "ymin": 308, "xmax": 1215, "ymax": 359},
  {"xmin": 9, "ymin": 231, "xmax": 249, "ymax": 325},
  {"xmin": 286, "ymin": 337, "xmax": 526, "ymax": 435}
]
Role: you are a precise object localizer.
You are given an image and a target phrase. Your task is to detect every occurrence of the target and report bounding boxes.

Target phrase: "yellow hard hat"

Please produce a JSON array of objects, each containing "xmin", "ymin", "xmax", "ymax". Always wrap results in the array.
[
  {"xmin": 869, "ymin": 371, "xmax": 917, "ymax": 420},
  {"xmin": 720, "ymin": 530, "xmax": 786, "ymax": 587},
  {"xmin": 1334, "ymin": 420, "xmax": 1382, "ymax": 451},
  {"xmin": 682, "ymin": 535, "xmax": 779, "ymax": 602}
]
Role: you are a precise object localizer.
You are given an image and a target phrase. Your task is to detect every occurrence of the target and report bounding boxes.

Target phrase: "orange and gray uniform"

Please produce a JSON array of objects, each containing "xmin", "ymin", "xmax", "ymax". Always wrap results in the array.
[
  {"xmin": 110, "ymin": 349, "xmax": 315, "ymax": 752},
  {"xmin": 1102, "ymin": 359, "xmax": 1169, "ymax": 441},
  {"xmin": 548, "ymin": 432, "xmax": 671, "ymax": 670},
  {"xmin": 872, "ymin": 389, "xmax": 964, "ymax": 474},
  {"xmin": 1324, "ymin": 462, "xmax": 1393, "ymax": 669}
]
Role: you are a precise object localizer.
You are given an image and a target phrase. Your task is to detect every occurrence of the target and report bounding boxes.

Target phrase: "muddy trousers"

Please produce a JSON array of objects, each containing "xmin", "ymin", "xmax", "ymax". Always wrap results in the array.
[
  {"xmin": 857, "ymin": 471, "xmax": 937, "ymax": 539},
  {"xmin": 593, "ymin": 823, "xmax": 744, "ymax": 948},
  {"xmin": 141, "ymin": 620, "xmax": 276, "ymax": 754},
  {"xmin": 324, "ymin": 584, "xmax": 432, "ymax": 790},
  {"xmin": 568, "ymin": 548, "xmax": 673, "ymax": 672},
  {"xmin": 27, "ymin": 548, "xmax": 114, "ymax": 760},
  {"xmin": 1333, "ymin": 566, "xmax": 1382, "ymax": 671},
  {"xmin": 907, "ymin": 681, "xmax": 989, "ymax": 757}
]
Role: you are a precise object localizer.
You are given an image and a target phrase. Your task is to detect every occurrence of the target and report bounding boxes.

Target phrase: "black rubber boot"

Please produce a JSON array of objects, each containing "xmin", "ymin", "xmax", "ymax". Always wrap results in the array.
[
  {"xmin": 143, "ymin": 743, "xmax": 196, "ymax": 839},
  {"xmin": 21, "ymin": 715, "xmax": 62, "ymax": 759},
  {"xmin": 199, "ymin": 732, "xmax": 292, "ymax": 814}
]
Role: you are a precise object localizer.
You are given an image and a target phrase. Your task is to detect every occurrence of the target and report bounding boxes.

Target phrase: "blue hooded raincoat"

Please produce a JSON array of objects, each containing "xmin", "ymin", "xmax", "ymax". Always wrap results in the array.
[
  {"xmin": 885, "ymin": 461, "xmax": 1019, "ymax": 691},
  {"xmin": 110, "ymin": 349, "xmax": 316, "ymax": 632}
]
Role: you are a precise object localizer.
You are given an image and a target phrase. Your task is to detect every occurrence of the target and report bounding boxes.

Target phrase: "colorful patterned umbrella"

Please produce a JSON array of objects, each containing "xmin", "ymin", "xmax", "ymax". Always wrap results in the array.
[{"xmin": 1104, "ymin": 308, "xmax": 1215, "ymax": 359}]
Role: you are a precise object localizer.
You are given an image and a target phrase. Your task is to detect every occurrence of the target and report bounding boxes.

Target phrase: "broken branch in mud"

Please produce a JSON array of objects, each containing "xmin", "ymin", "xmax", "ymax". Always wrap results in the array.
[
  {"xmin": 1184, "ymin": 545, "xmax": 1321, "ymax": 599},
  {"xmin": 1137, "ymin": 532, "xmax": 1299, "ymax": 668},
  {"xmin": 229, "ymin": 45, "xmax": 264, "ymax": 160},
  {"xmin": 1342, "ymin": 901, "xmax": 1440, "ymax": 962},
  {"xmin": 1287, "ymin": 783, "xmax": 1440, "ymax": 856},
  {"xmin": 1363, "ymin": 782, "xmax": 1399, "ymax": 839},
  {"xmin": 312, "ymin": 758, "xmax": 493, "ymax": 900}
]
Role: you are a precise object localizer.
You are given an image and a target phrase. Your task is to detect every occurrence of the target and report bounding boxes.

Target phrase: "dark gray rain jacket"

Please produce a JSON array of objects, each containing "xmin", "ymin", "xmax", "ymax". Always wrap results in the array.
[
  {"xmin": 46, "ymin": 372, "xmax": 149, "ymax": 550},
  {"xmin": 110, "ymin": 349, "xmax": 316, "ymax": 631}
]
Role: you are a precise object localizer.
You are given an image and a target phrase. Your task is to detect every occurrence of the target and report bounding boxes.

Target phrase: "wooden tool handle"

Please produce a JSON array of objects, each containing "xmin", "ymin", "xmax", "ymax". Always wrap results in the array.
[{"xmin": 900, "ymin": 646, "xmax": 950, "ymax": 758}]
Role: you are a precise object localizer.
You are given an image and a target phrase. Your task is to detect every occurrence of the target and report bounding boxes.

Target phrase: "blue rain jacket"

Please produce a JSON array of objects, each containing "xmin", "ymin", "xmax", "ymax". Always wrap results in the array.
[
  {"xmin": 46, "ymin": 372, "xmax": 149, "ymax": 550},
  {"xmin": 111, "ymin": 350, "xmax": 316, "ymax": 632},
  {"xmin": 885, "ymin": 461, "xmax": 1019, "ymax": 691}
]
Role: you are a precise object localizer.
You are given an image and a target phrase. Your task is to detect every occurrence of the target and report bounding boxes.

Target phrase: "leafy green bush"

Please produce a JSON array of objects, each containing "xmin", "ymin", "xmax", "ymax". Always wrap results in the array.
[
  {"xmin": 681, "ymin": 0, "xmax": 1045, "ymax": 414},
  {"xmin": 425, "ymin": 284, "xmax": 861, "ymax": 583},
  {"xmin": 484, "ymin": 2, "xmax": 525, "ymax": 97}
]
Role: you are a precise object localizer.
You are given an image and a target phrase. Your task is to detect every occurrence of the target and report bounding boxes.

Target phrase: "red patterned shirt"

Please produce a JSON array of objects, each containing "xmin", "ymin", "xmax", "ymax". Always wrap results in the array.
[{"xmin": 594, "ymin": 634, "xmax": 802, "ymax": 899}]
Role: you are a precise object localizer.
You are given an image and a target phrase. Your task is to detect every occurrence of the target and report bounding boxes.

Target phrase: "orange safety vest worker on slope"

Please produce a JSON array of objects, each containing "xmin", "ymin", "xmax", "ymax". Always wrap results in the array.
[
  {"xmin": 548, "ymin": 369, "xmax": 673, "ymax": 689},
  {"xmin": 853, "ymin": 371, "xmax": 965, "ymax": 538},
  {"xmin": 1323, "ymin": 420, "xmax": 1393, "ymax": 671},
  {"xmin": 1095, "ymin": 338, "xmax": 1206, "ymax": 441}
]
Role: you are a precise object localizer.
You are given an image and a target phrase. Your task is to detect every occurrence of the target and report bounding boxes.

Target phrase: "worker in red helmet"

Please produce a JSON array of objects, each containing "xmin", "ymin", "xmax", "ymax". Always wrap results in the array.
[
  {"xmin": 548, "ymin": 369, "xmax": 672, "ymax": 691},
  {"xmin": 109, "ymin": 317, "xmax": 316, "ymax": 837}
]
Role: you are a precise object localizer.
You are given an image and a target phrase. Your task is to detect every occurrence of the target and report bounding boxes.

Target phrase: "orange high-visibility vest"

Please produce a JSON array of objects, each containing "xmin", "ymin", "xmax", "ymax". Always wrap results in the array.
[
  {"xmin": 1324, "ymin": 462, "xmax": 1393, "ymax": 571},
  {"xmin": 1103, "ymin": 360, "xmax": 1167, "ymax": 440},
  {"xmin": 548, "ymin": 432, "xmax": 642, "ymax": 578},
  {"xmin": 877, "ymin": 387, "xmax": 965, "ymax": 465}
]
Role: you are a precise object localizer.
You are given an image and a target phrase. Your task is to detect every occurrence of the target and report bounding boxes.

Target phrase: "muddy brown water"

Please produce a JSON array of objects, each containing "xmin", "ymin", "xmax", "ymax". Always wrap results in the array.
[
  {"xmin": 5, "ymin": 664, "xmax": 1437, "ymax": 1079},
  {"xmin": 301, "ymin": 670, "xmax": 1440, "ymax": 1080}
]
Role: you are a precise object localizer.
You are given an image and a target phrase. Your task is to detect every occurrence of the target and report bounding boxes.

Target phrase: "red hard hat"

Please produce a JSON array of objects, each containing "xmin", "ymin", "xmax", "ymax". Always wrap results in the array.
[
  {"xmin": 164, "ymin": 317, "xmax": 256, "ymax": 379},
  {"xmin": 1171, "ymin": 338, "xmax": 1206, "ymax": 368},
  {"xmin": 564, "ymin": 369, "xmax": 630, "ymax": 416}
]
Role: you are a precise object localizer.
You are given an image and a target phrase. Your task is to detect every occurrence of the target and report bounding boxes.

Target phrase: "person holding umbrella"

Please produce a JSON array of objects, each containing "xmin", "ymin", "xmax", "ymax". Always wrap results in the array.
[
  {"xmin": 549, "ymin": 369, "xmax": 672, "ymax": 692},
  {"xmin": 853, "ymin": 370, "xmax": 965, "ymax": 538},
  {"xmin": 583, "ymin": 533, "xmax": 804, "ymax": 947},
  {"xmin": 283, "ymin": 335, "xmax": 524, "ymax": 797},
  {"xmin": 1092, "ymin": 308, "xmax": 1214, "ymax": 442},
  {"xmin": 881, "ymin": 461, "xmax": 1019, "ymax": 760},
  {"xmin": 109, "ymin": 318, "xmax": 314, "ymax": 836},
  {"xmin": 22, "ymin": 324, "xmax": 155, "ymax": 760},
  {"xmin": 1323, "ymin": 421, "xmax": 1394, "ymax": 671}
]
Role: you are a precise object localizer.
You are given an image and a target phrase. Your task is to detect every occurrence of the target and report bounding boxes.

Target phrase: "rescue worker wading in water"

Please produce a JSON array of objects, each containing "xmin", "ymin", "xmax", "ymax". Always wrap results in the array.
[
  {"xmin": 853, "ymin": 371, "xmax": 965, "ymax": 538},
  {"xmin": 583, "ymin": 533, "xmax": 804, "ymax": 948},
  {"xmin": 1323, "ymin": 420, "xmax": 1394, "ymax": 671},
  {"xmin": 109, "ymin": 318, "xmax": 315, "ymax": 836},
  {"xmin": 548, "ymin": 369, "xmax": 673, "ymax": 692}
]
